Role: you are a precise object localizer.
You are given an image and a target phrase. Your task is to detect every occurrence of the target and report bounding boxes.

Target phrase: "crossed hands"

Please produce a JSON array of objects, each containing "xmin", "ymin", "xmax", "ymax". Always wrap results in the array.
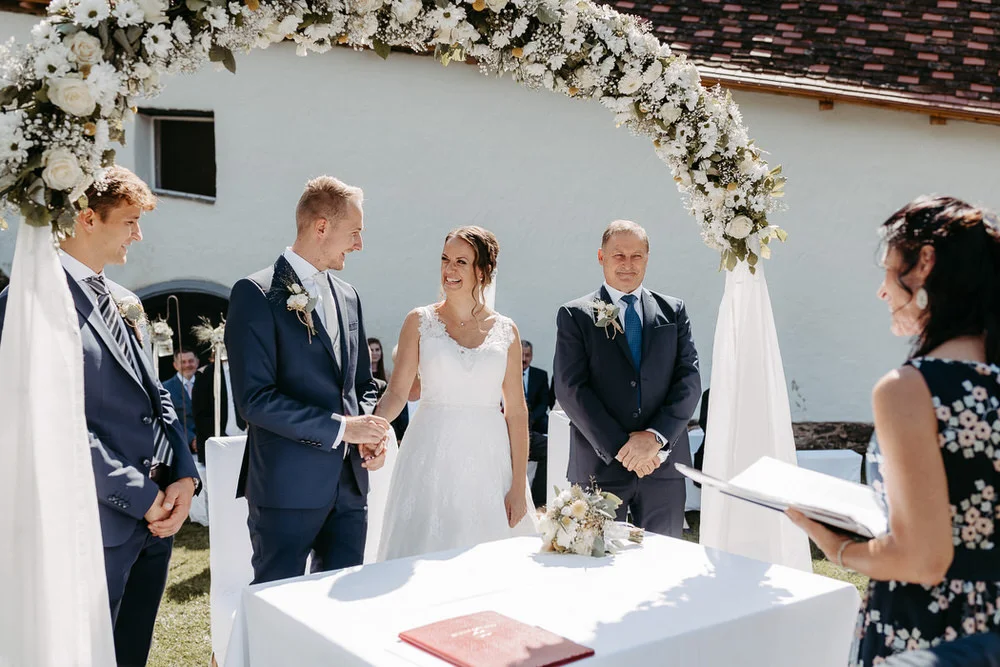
[
  {"xmin": 615, "ymin": 431, "xmax": 664, "ymax": 478},
  {"xmin": 343, "ymin": 414, "xmax": 392, "ymax": 471},
  {"xmin": 145, "ymin": 477, "xmax": 197, "ymax": 538}
]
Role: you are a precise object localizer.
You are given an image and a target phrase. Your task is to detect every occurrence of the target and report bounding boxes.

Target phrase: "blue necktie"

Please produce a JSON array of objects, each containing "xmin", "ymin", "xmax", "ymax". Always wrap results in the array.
[{"xmin": 621, "ymin": 294, "xmax": 642, "ymax": 369}]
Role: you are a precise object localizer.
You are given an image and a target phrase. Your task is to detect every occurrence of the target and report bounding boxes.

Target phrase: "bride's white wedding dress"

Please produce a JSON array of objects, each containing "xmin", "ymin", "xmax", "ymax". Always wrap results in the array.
[{"xmin": 377, "ymin": 306, "xmax": 537, "ymax": 561}]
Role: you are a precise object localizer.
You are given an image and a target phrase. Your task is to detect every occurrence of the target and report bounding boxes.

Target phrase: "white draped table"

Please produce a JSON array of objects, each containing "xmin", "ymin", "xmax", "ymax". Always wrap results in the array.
[{"xmin": 225, "ymin": 534, "xmax": 859, "ymax": 667}]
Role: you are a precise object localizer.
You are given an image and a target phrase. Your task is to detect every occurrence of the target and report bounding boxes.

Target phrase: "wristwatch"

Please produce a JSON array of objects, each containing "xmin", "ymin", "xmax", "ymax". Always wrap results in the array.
[{"xmin": 652, "ymin": 433, "xmax": 667, "ymax": 448}]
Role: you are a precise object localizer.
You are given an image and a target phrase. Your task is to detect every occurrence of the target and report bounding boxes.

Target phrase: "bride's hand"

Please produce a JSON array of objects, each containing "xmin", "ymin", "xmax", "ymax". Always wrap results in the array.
[{"xmin": 504, "ymin": 487, "xmax": 527, "ymax": 528}]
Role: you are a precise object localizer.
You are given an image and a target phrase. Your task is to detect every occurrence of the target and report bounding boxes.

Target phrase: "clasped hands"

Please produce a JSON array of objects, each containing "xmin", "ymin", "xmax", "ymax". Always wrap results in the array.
[
  {"xmin": 343, "ymin": 414, "xmax": 392, "ymax": 471},
  {"xmin": 615, "ymin": 431, "xmax": 664, "ymax": 478}
]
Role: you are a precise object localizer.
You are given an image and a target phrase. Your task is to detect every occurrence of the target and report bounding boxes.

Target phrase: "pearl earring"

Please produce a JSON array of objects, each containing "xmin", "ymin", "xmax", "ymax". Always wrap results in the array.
[{"xmin": 915, "ymin": 288, "xmax": 928, "ymax": 310}]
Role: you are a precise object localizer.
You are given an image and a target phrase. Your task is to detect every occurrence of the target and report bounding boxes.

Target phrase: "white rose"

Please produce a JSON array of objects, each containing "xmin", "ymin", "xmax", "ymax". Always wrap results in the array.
[
  {"xmin": 41, "ymin": 148, "xmax": 85, "ymax": 191},
  {"xmin": 48, "ymin": 77, "xmax": 96, "ymax": 116},
  {"xmin": 392, "ymin": 0, "xmax": 422, "ymax": 23},
  {"xmin": 484, "ymin": 0, "xmax": 508, "ymax": 11},
  {"xmin": 659, "ymin": 103, "xmax": 681, "ymax": 125},
  {"xmin": 725, "ymin": 215, "xmax": 754, "ymax": 239},
  {"xmin": 287, "ymin": 294, "xmax": 309, "ymax": 310},
  {"xmin": 67, "ymin": 30, "xmax": 103, "ymax": 65},
  {"xmin": 137, "ymin": 0, "xmax": 168, "ymax": 24}
]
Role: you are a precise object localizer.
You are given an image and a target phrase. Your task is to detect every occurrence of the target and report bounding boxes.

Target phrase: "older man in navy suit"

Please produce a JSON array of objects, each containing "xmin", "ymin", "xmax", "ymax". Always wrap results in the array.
[
  {"xmin": 554, "ymin": 220, "xmax": 701, "ymax": 537},
  {"xmin": 0, "ymin": 166, "xmax": 200, "ymax": 666},
  {"xmin": 226, "ymin": 176, "xmax": 390, "ymax": 585},
  {"xmin": 162, "ymin": 348, "xmax": 198, "ymax": 452}
]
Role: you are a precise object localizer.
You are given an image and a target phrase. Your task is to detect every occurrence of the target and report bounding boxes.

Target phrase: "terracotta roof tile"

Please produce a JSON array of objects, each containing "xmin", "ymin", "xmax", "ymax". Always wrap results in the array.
[{"xmin": 606, "ymin": 0, "xmax": 999, "ymax": 122}]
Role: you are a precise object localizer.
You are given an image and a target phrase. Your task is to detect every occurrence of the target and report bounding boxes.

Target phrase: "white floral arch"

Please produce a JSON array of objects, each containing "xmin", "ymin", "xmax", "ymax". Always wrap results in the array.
[
  {"xmin": 0, "ymin": 1, "xmax": 808, "ymax": 664},
  {"xmin": 1, "ymin": 0, "xmax": 785, "ymax": 268}
]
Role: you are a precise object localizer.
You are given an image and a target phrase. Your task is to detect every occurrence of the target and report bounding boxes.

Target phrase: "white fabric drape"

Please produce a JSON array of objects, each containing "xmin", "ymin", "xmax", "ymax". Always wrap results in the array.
[
  {"xmin": 0, "ymin": 223, "xmax": 116, "ymax": 666},
  {"xmin": 699, "ymin": 263, "xmax": 812, "ymax": 571}
]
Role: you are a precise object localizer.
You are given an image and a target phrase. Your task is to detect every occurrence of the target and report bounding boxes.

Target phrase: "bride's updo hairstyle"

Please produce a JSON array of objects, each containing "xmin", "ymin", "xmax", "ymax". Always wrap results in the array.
[
  {"xmin": 880, "ymin": 195, "xmax": 1000, "ymax": 364},
  {"xmin": 444, "ymin": 225, "xmax": 500, "ymax": 317}
]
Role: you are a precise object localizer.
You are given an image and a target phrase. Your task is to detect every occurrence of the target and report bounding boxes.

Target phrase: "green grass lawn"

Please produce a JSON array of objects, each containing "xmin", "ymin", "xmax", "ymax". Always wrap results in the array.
[{"xmin": 149, "ymin": 514, "xmax": 867, "ymax": 666}]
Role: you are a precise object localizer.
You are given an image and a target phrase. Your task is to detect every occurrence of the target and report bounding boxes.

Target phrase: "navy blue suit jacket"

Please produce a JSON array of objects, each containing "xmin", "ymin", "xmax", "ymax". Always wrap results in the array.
[
  {"xmin": 225, "ymin": 255, "xmax": 378, "ymax": 509},
  {"xmin": 163, "ymin": 375, "xmax": 196, "ymax": 445},
  {"xmin": 554, "ymin": 286, "xmax": 701, "ymax": 483},
  {"xmin": 0, "ymin": 272, "xmax": 199, "ymax": 548}
]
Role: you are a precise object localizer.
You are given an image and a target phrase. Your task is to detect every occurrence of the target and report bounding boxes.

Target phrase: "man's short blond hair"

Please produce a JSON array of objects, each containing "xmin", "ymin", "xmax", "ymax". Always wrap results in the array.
[
  {"xmin": 295, "ymin": 176, "xmax": 363, "ymax": 233},
  {"xmin": 601, "ymin": 219, "xmax": 649, "ymax": 251}
]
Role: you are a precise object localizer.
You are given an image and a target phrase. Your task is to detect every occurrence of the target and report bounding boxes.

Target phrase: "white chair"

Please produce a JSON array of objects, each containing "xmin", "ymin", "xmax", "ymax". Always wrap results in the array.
[{"xmin": 546, "ymin": 411, "xmax": 572, "ymax": 505}]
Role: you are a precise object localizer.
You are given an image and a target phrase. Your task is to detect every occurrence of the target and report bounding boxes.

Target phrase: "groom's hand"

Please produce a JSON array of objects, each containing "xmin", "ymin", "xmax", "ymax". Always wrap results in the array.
[
  {"xmin": 616, "ymin": 432, "xmax": 662, "ymax": 475},
  {"xmin": 148, "ymin": 477, "xmax": 196, "ymax": 538},
  {"xmin": 343, "ymin": 415, "xmax": 391, "ymax": 445},
  {"xmin": 361, "ymin": 438, "xmax": 388, "ymax": 471}
]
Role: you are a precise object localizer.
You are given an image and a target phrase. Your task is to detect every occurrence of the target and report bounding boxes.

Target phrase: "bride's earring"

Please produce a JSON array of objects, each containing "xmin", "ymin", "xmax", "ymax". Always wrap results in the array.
[{"xmin": 915, "ymin": 287, "xmax": 928, "ymax": 310}]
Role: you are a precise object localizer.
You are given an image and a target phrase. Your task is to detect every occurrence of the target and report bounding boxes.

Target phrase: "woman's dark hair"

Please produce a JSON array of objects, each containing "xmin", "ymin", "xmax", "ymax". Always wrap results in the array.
[
  {"xmin": 367, "ymin": 337, "xmax": 387, "ymax": 381},
  {"xmin": 880, "ymin": 195, "xmax": 1000, "ymax": 364},
  {"xmin": 444, "ymin": 226, "xmax": 499, "ymax": 320}
]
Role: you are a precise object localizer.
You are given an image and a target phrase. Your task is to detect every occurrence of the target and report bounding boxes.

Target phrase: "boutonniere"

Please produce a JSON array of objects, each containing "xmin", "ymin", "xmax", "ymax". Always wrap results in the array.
[
  {"xmin": 285, "ymin": 282, "xmax": 318, "ymax": 343},
  {"xmin": 588, "ymin": 299, "xmax": 624, "ymax": 339},
  {"xmin": 117, "ymin": 295, "xmax": 148, "ymax": 344}
]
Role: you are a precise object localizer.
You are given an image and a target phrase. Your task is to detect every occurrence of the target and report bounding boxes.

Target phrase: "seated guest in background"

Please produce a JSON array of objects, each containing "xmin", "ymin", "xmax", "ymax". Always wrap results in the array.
[
  {"xmin": 787, "ymin": 196, "xmax": 1000, "ymax": 665},
  {"xmin": 163, "ymin": 349, "xmax": 198, "ymax": 453},
  {"xmin": 369, "ymin": 337, "xmax": 388, "ymax": 382},
  {"xmin": 522, "ymin": 340, "xmax": 550, "ymax": 508},
  {"xmin": 192, "ymin": 348, "xmax": 246, "ymax": 465}
]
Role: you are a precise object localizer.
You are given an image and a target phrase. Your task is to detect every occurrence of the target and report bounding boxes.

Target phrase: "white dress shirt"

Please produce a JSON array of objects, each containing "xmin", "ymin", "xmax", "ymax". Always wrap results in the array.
[
  {"xmin": 603, "ymin": 282, "xmax": 645, "ymax": 329},
  {"xmin": 602, "ymin": 282, "xmax": 668, "ymax": 451},
  {"xmin": 59, "ymin": 251, "xmax": 101, "ymax": 299},
  {"xmin": 175, "ymin": 372, "xmax": 194, "ymax": 399},
  {"xmin": 522, "ymin": 367, "xmax": 529, "ymax": 394},
  {"xmin": 281, "ymin": 248, "xmax": 347, "ymax": 452}
]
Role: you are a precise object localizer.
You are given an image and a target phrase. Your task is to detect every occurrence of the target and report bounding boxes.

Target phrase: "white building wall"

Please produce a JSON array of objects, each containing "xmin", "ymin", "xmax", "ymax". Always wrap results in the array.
[{"xmin": 3, "ymin": 11, "xmax": 999, "ymax": 421}]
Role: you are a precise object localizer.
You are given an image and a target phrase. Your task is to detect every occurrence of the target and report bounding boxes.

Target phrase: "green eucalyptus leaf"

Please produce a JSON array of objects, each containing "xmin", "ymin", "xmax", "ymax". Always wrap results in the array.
[
  {"xmin": 222, "ymin": 48, "xmax": 237, "ymax": 74},
  {"xmin": 98, "ymin": 22, "xmax": 110, "ymax": 47},
  {"xmin": 373, "ymin": 39, "xmax": 391, "ymax": 60},
  {"xmin": 113, "ymin": 29, "xmax": 135, "ymax": 57},
  {"xmin": 536, "ymin": 4, "xmax": 560, "ymax": 24},
  {"xmin": 0, "ymin": 85, "xmax": 18, "ymax": 106}
]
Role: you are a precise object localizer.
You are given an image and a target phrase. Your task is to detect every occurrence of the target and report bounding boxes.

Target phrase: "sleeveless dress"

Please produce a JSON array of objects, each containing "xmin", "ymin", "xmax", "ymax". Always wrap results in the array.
[
  {"xmin": 852, "ymin": 358, "xmax": 1000, "ymax": 665},
  {"xmin": 376, "ymin": 306, "xmax": 537, "ymax": 561}
]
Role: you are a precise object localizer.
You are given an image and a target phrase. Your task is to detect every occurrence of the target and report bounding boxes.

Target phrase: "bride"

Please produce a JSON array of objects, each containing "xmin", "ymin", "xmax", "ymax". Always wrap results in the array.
[{"xmin": 374, "ymin": 226, "xmax": 537, "ymax": 560}]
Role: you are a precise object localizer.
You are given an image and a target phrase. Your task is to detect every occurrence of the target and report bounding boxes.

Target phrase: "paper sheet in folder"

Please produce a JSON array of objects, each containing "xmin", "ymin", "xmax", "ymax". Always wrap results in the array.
[{"xmin": 677, "ymin": 456, "xmax": 889, "ymax": 539}]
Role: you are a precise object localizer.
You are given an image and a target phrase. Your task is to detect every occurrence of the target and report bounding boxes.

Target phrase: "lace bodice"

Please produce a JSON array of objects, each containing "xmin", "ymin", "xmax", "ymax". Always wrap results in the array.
[{"xmin": 417, "ymin": 305, "xmax": 514, "ymax": 408}]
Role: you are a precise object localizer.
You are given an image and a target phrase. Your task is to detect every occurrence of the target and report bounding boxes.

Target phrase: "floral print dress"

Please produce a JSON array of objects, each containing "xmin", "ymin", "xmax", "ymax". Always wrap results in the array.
[{"xmin": 852, "ymin": 358, "xmax": 1000, "ymax": 666}]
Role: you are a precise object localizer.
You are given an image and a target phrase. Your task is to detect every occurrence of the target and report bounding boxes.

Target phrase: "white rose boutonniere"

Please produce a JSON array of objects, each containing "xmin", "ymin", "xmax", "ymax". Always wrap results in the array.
[
  {"xmin": 285, "ymin": 282, "xmax": 318, "ymax": 343},
  {"xmin": 117, "ymin": 295, "xmax": 147, "ymax": 343},
  {"xmin": 588, "ymin": 299, "xmax": 624, "ymax": 339}
]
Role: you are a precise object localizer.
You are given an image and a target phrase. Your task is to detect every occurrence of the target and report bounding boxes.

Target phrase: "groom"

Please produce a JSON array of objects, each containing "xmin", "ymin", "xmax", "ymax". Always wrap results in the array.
[
  {"xmin": 554, "ymin": 220, "xmax": 701, "ymax": 537},
  {"xmin": 226, "ymin": 176, "xmax": 390, "ymax": 584}
]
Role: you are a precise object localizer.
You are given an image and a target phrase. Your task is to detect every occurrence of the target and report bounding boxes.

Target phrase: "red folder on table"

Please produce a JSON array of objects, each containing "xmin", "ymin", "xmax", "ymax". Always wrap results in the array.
[{"xmin": 399, "ymin": 611, "xmax": 594, "ymax": 667}]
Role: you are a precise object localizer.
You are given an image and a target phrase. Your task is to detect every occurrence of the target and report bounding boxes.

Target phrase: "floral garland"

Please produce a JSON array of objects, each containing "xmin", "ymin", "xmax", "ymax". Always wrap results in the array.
[{"xmin": 0, "ymin": 0, "xmax": 787, "ymax": 270}]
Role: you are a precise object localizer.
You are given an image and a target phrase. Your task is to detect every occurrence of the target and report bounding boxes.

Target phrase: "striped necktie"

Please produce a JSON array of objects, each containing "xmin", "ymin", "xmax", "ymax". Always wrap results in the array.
[{"xmin": 84, "ymin": 275, "xmax": 173, "ymax": 469}]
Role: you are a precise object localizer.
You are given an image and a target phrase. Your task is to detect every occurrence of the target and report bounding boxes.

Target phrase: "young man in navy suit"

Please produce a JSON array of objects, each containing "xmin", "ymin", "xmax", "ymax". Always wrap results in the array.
[{"xmin": 0, "ymin": 166, "xmax": 200, "ymax": 666}]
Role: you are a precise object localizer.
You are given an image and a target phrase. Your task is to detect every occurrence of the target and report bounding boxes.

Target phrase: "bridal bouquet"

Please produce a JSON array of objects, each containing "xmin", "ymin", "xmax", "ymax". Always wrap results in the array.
[{"xmin": 539, "ymin": 484, "xmax": 643, "ymax": 557}]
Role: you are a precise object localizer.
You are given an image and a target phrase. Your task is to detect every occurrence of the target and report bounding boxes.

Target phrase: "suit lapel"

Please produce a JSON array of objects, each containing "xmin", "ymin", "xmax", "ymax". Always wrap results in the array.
[
  {"xmin": 599, "ymin": 286, "xmax": 637, "ymax": 370},
  {"xmin": 269, "ymin": 256, "xmax": 340, "ymax": 369},
  {"xmin": 640, "ymin": 288, "xmax": 659, "ymax": 363},
  {"xmin": 327, "ymin": 275, "xmax": 350, "ymax": 383},
  {"xmin": 66, "ymin": 271, "xmax": 145, "ymax": 390}
]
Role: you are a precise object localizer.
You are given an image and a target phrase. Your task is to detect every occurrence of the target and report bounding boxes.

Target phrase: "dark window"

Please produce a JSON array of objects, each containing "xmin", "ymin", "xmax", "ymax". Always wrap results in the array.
[{"xmin": 142, "ymin": 110, "xmax": 216, "ymax": 200}]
